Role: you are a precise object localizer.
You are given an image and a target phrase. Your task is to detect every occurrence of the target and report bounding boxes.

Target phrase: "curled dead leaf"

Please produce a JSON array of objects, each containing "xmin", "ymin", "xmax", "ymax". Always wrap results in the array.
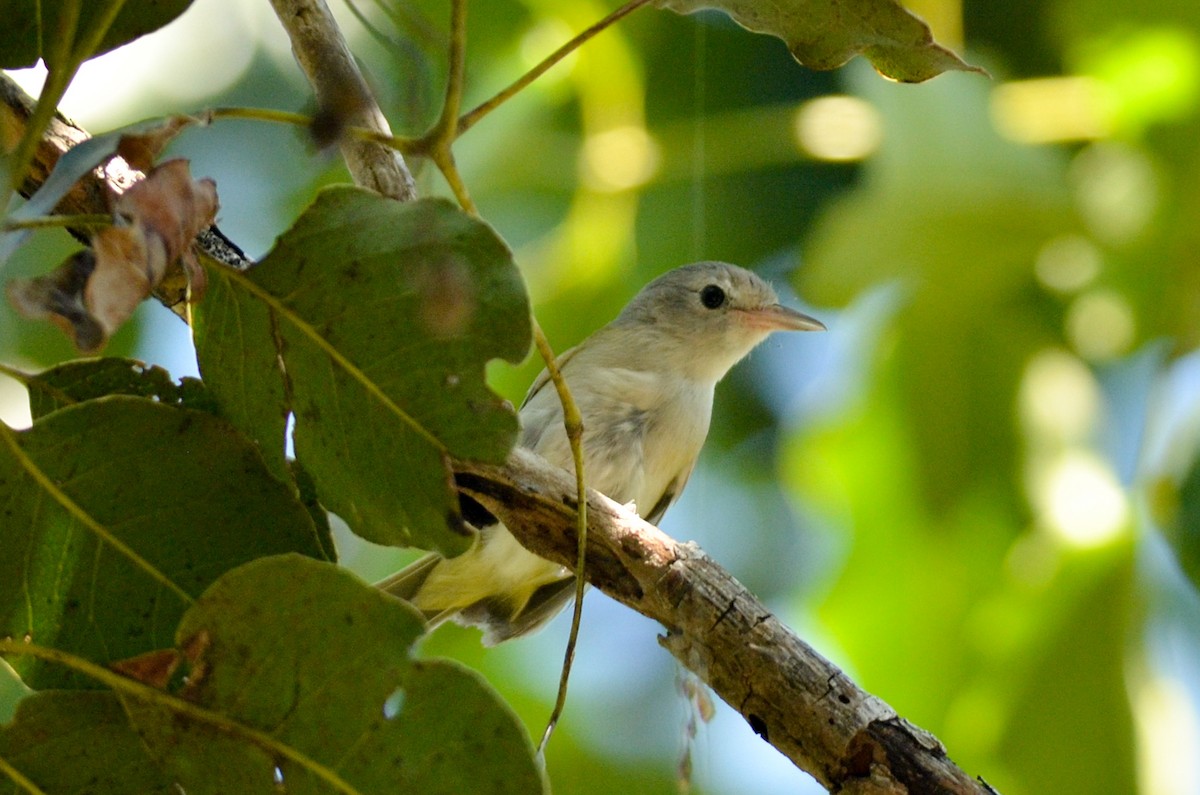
[
  {"xmin": 109, "ymin": 648, "xmax": 184, "ymax": 690},
  {"xmin": 7, "ymin": 250, "xmax": 105, "ymax": 350},
  {"xmin": 7, "ymin": 158, "xmax": 218, "ymax": 352},
  {"xmin": 114, "ymin": 115, "xmax": 196, "ymax": 172}
]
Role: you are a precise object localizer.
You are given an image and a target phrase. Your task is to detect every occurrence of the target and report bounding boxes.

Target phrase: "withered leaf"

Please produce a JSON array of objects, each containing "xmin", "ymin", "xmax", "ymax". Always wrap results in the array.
[{"xmin": 7, "ymin": 158, "xmax": 218, "ymax": 352}]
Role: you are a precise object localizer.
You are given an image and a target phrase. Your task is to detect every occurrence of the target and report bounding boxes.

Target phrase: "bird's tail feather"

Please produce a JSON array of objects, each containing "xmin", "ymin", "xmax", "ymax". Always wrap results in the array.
[
  {"xmin": 464, "ymin": 577, "xmax": 579, "ymax": 646},
  {"xmin": 376, "ymin": 554, "xmax": 578, "ymax": 645},
  {"xmin": 375, "ymin": 553, "xmax": 442, "ymax": 610}
]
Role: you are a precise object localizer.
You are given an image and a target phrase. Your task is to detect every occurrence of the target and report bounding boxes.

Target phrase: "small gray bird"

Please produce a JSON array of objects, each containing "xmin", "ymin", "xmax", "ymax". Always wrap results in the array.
[{"xmin": 378, "ymin": 262, "xmax": 824, "ymax": 643}]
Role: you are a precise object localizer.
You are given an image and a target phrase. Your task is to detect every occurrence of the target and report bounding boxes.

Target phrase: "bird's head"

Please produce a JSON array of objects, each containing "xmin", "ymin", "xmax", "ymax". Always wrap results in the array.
[{"xmin": 613, "ymin": 262, "xmax": 825, "ymax": 383}]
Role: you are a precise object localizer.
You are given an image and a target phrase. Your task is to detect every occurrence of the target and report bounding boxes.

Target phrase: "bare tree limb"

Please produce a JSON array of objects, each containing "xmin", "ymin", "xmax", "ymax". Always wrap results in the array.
[
  {"xmin": 455, "ymin": 448, "xmax": 996, "ymax": 795},
  {"xmin": 268, "ymin": 0, "xmax": 416, "ymax": 201}
]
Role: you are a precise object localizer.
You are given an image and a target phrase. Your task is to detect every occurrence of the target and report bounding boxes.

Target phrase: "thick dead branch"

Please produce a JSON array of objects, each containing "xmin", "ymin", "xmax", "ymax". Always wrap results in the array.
[
  {"xmin": 456, "ymin": 448, "xmax": 995, "ymax": 795},
  {"xmin": 268, "ymin": 0, "xmax": 416, "ymax": 201}
]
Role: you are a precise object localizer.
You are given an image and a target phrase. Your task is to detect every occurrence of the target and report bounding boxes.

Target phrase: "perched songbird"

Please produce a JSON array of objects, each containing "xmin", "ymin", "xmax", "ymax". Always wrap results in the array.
[{"xmin": 378, "ymin": 262, "xmax": 824, "ymax": 644}]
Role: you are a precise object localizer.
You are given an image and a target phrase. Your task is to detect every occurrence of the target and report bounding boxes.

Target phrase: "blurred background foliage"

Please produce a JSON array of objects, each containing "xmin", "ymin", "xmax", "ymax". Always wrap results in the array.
[{"xmin": 1, "ymin": 0, "xmax": 1199, "ymax": 793}]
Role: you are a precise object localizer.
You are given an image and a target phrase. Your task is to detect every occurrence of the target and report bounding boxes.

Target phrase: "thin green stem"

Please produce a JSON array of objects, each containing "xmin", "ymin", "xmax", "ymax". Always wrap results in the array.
[
  {"xmin": 456, "ymin": 0, "xmax": 655, "ymax": 137},
  {"xmin": 0, "ymin": 640, "xmax": 365, "ymax": 795},
  {"xmin": 425, "ymin": 0, "xmax": 477, "ymax": 214},
  {"xmin": 435, "ymin": 149, "xmax": 477, "ymax": 214},
  {"xmin": 0, "ymin": 754, "xmax": 50, "ymax": 795},
  {"xmin": 73, "ymin": 0, "xmax": 131, "ymax": 74},
  {"xmin": 530, "ymin": 319, "xmax": 589, "ymax": 756},
  {"xmin": 205, "ymin": 107, "xmax": 422, "ymax": 156},
  {"xmin": 436, "ymin": 0, "xmax": 468, "ymax": 138},
  {"xmin": 7, "ymin": 1, "xmax": 80, "ymax": 194},
  {"xmin": 366, "ymin": 0, "xmax": 443, "ymax": 50}
]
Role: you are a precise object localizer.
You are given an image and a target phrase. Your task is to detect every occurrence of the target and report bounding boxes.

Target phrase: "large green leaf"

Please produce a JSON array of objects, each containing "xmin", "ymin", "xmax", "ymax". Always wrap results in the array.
[
  {"xmin": 0, "ymin": 397, "xmax": 328, "ymax": 690},
  {"xmin": 0, "ymin": 1, "xmax": 193, "ymax": 69},
  {"xmin": 194, "ymin": 190, "xmax": 531, "ymax": 554},
  {"xmin": 122, "ymin": 555, "xmax": 545, "ymax": 794},
  {"xmin": 0, "ymin": 691, "xmax": 173, "ymax": 794},
  {"xmin": 656, "ymin": 0, "xmax": 983, "ymax": 82}
]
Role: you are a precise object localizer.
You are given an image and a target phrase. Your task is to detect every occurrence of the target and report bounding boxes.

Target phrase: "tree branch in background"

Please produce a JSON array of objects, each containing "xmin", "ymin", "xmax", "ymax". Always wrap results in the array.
[
  {"xmin": 268, "ymin": 0, "xmax": 417, "ymax": 201},
  {"xmin": 456, "ymin": 448, "xmax": 997, "ymax": 795}
]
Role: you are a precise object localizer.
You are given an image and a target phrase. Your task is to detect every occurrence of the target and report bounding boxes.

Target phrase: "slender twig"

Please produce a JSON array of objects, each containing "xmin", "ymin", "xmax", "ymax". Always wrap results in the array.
[
  {"xmin": 529, "ymin": 320, "xmax": 588, "ymax": 756},
  {"xmin": 0, "ymin": 754, "xmax": 50, "ymax": 795},
  {"xmin": 0, "ymin": 640, "xmax": 365, "ymax": 795},
  {"xmin": 456, "ymin": 0, "xmax": 655, "ymax": 137},
  {"xmin": 268, "ymin": 0, "xmax": 416, "ymax": 200},
  {"xmin": 341, "ymin": 0, "xmax": 406, "ymax": 54},
  {"xmin": 203, "ymin": 106, "xmax": 423, "ymax": 155},
  {"xmin": 366, "ymin": 0, "xmax": 445, "ymax": 51},
  {"xmin": 424, "ymin": 0, "xmax": 477, "ymax": 214},
  {"xmin": 435, "ymin": 0, "xmax": 468, "ymax": 138}
]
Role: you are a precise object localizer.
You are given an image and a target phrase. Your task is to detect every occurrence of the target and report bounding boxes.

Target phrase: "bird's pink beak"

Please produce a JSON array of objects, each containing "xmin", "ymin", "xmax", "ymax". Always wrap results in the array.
[{"xmin": 739, "ymin": 304, "xmax": 826, "ymax": 332}]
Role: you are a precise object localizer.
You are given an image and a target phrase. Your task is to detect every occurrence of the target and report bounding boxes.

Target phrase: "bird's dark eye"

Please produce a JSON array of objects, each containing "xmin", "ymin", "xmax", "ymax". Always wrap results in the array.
[{"xmin": 700, "ymin": 284, "xmax": 726, "ymax": 309}]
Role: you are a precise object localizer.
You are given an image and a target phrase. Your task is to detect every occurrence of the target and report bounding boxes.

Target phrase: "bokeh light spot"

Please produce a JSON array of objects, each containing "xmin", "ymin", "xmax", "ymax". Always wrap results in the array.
[
  {"xmin": 580, "ymin": 125, "xmax": 660, "ymax": 192},
  {"xmin": 1037, "ymin": 451, "xmax": 1129, "ymax": 548},
  {"xmin": 1034, "ymin": 234, "xmax": 1102, "ymax": 294},
  {"xmin": 792, "ymin": 96, "xmax": 882, "ymax": 162},
  {"xmin": 1020, "ymin": 348, "xmax": 1100, "ymax": 442},
  {"xmin": 520, "ymin": 17, "xmax": 578, "ymax": 77},
  {"xmin": 1135, "ymin": 676, "xmax": 1200, "ymax": 795},
  {"xmin": 1066, "ymin": 289, "xmax": 1136, "ymax": 361},
  {"xmin": 991, "ymin": 76, "xmax": 1115, "ymax": 143},
  {"xmin": 1070, "ymin": 142, "xmax": 1158, "ymax": 244}
]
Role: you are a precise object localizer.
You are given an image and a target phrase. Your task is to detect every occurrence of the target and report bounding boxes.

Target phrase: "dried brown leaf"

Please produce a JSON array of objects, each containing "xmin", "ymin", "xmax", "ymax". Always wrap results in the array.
[
  {"xmin": 109, "ymin": 648, "xmax": 183, "ymax": 690},
  {"xmin": 114, "ymin": 116, "xmax": 196, "ymax": 172},
  {"xmin": 6, "ymin": 158, "xmax": 218, "ymax": 351}
]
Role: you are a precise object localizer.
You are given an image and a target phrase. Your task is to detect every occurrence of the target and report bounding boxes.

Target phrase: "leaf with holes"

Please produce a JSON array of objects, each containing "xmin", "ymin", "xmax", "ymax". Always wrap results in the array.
[
  {"xmin": 0, "ymin": 397, "xmax": 329, "ymax": 690},
  {"xmin": 656, "ymin": 0, "xmax": 984, "ymax": 82},
  {"xmin": 9, "ymin": 357, "xmax": 216, "ymax": 420},
  {"xmin": 121, "ymin": 555, "xmax": 545, "ymax": 795},
  {"xmin": 194, "ymin": 189, "xmax": 531, "ymax": 554}
]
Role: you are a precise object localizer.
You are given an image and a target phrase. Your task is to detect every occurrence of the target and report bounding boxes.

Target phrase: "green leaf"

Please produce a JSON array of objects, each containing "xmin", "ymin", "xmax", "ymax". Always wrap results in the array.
[
  {"xmin": 195, "ymin": 190, "xmax": 531, "ymax": 554},
  {"xmin": 0, "ymin": 1, "xmax": 193, "ymax": 69},
  {"xmin": 122, "ymin": 555, "xmax": 545, "ymax": 795},
  {"xmin": 15, "ymin": 357, "xmax": 217, "ymax": 420},
  {"xmin": 656, "ymin": 0, "xmax": 984, "ymax": 83},
  {"xmin": 191, "ymin": 261, "xmax": 292, "ymax": 483},
  {"xmin": 0, "ymin": 397, "xmax": 328, "ymax": 690},
  {"xmin": 0, "ymin": 690, "xmax": 174, "ymax": 794}
]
